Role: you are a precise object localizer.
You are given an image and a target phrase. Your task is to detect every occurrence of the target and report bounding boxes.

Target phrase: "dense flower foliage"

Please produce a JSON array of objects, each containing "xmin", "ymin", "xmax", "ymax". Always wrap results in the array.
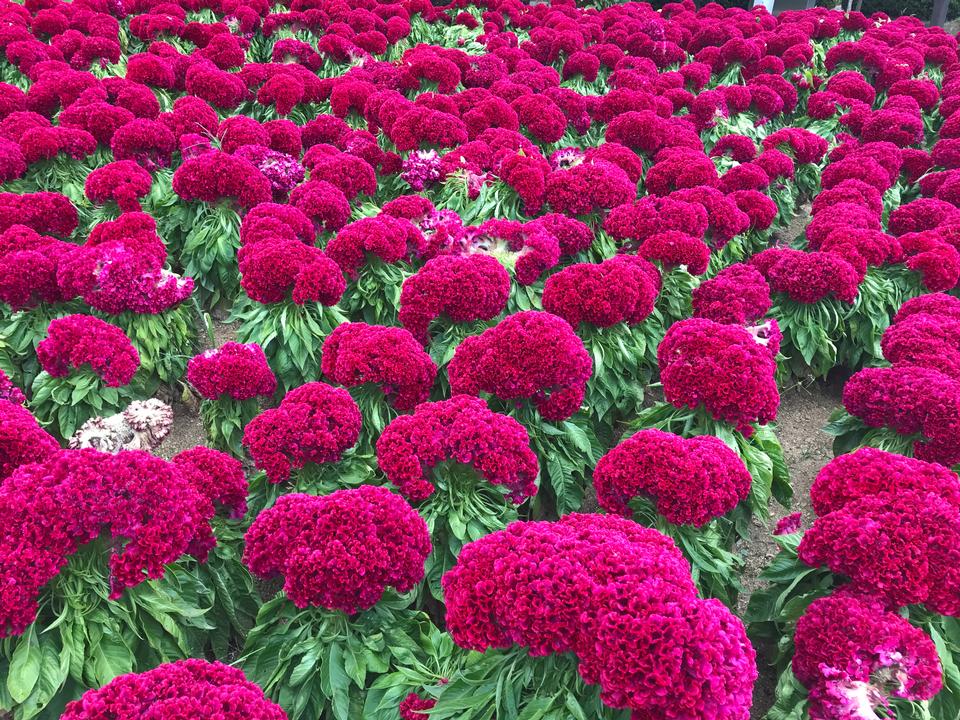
[
  {"xmin": 187, "ymin": 342, "xmax": 277, "ymax": 401},
  {"xmin": 448, "ymin": 311, "xmax": 592, "ymax": 421},
  {"xmin": 443, "ymin": 514, "xmax": 756, "ymax": 719},
  {"xmin": 0, "ymin": 449, "xmax": 227, "ymax": 637},
  {"xmin": 321, "ymin": 323, "xmax": 437, "ymax": 411},
  {"xmin": 243, "ymin": 486, "xmax": 430, "ymax": 612},
  {"xmin": 377, "ymin": 395, "xmax": 538, "ymax": 503},
  {"xmin": 542, "ymin": 256, "xmax": 660, "ymax": 328},
  {"xmin": 399, "ymin": 254, "xmax": 510, "ymax": 344},
  {"xmin": 658, "ymin": 318, "xmax": 779, "ymax": 434},
  {"xmin": 243, "ymin": 382, "xmax": 362, "ymax": 484},
  {"xmin": 37, "ymin": 314, "xmax": 139, "ymax": 387},
  {"xmin": 594, "ymin": 429, "xmax": 751, "ymax": 527},
  {"xmin": 793, "ymin": 593, "xmax": 942, "ymax": 720},
  {"xmin": 61, "ymin": 660, "xmax": 288, "ymax": 720}
]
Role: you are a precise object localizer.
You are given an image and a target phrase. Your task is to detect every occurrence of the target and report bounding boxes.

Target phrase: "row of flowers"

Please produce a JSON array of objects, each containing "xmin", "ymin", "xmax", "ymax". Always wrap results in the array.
[{"xmin": 1, "ymin": 0, "xmax": 960, "ymax": 720}]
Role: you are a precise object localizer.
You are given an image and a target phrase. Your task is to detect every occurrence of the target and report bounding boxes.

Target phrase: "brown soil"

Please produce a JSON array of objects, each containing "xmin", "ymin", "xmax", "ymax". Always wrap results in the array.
[{"xmin": 745, "ymin": 384, "xmax": 840, "ymax": 718}]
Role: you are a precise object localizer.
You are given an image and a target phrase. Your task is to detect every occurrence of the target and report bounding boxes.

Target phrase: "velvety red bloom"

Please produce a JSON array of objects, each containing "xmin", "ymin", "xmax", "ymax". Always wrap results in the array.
[
  {"xmin": 109, "ymin": 117, "xmax": 175, "ymax": 168},
  {"xmin": 326, "ymin": 215, "xmax": 425, "ymax": 279},
  {"xmin": 692, "ymin": 263, "xmax": 771, "ymax": 325},
  {"xmin": 647, "ymin": 147, "xmax": 719, "ymax": 197},
  {"xmin": 0, "ymin": 449, "xmax": 225, "ymax": 636},
  {"xmin": 377, "ymin": 395, "xmax": 538, "ymax": 503},
  {"xmin": 890, "ymin": 198, "xmax": 960, "ymax": 237},
  {"xmin": 240, "ymin": 202, "xmax": 314, "ymax": 247},
  {"xmin": 18, "ymin": 125, "xmax": 95, "ymax": 164},
  {"xmin": 762, "ymin": 127, "xmax": 828, "ymax": 164},
  {"xmin": 670, "ymin": 186, "xmax": 750, "ymax": 247},
  {"xmin": 448, "ymin": 311, "xmax": 592, "ymax": 422},
  {"xmin": 172, "ymin": 150, "xmax": 271, "ymax": 209},
  {"xmin": 243, "ymin": 486, "xmax": 430, "ymax": 612},
  {"xmin": 399, "ymin": 693, "xmax": 435, "ymax": 720},
  {"xmin": 58, "ymin": 240, "xmax": 193, "ymax": 315},
  {"xmin": 512, "ymin": 95, "xmax": 567, "ymax": 144},
  {"xmin": 658, "ymin": 318, "xmax": 779, "ymax": 434},
  {"xmin": 184, "ymin": 60, "xmax": 248, "ymax": 110},
  {"xmin": 0, "ymin": 400, "xmax": 58, "ymax": 481},
  {"xmin": 239, "ymin": 238, "xmax": 344, "ymax": 306},
  {"xmin": 171, "ymin": 446, "xmax": 248, "ymax": 519},
  {"xmin": 544, "ymin": 159, "xmax": 637, "ymax": 216},
  {"xmin": 288, "ymin": 180, "xmax": 351, "ymax": 234},
  {"xmin": 399, "ymin": 254, "xmax": 510, "ymax": 345},
  {"xmin": 710, "ymin": 134, "xmax": 756, "ymax": 163},
  {"xmin": 304, "ymin": 147, "xmax": 376, "ymax": 200},
  {"xmin": 638, "ymin": 231, "xmax": 711, "ymax": 275},
  {"xmin": 0, "ymin": 371, "xmax": 23, "ymax": 407},
  {"xmin": 810, "ymin": 447, "xmax": 960, "ymax": 518},
  {"xmin": 322, "ymin": 323, "xmax": 437, "ymax": 411},
  {"xmin": 187, "ymin": 342, "xmax": 277, "ymax": 401},
  {"xmin": 882, "ymin": 304, "xmax": 960, "ymax": 380},
  {"xmin": 37, "ymin": 314, "xmax": 139, "ymax": 387},
  {"xmin": 793, "ymin": 594, "xmax": 942, "ymax": 720},
  {"xmin": 84, "ymin": 160, "xmax": 152, "ymax": 212},
  {"xmin": 805, "ymin": 202, "xmax": 881, "ymax": 250},
  {"xmin": 61, "ymin": 660, "xmax": 287, "ymax": 720},
  {"xmin": 595, "ymin": 428, "xmax": 750, "ymax": 527},
  {"xmin": 0, "ymin": 231, "xmax": 76, "ymax": 310},
  {"xmin": 750, "ymin": 248, "xmax": 860, "ymax": 304},
  {"xmin": 243, "ymin": 382, "xmax": 362, "ymax": 484},
  {"xmin": 605, "ymin": 196, "xmax": 708, "ymax": 246},
  {"xmin": 443, "ymin": 514, "xmax": 755, "ymax": 719},
  {"xmin": 0, "ymin": 191, "xmax": 76, "ymax": 237},
  {"xmin": 542, "ymin": 255, "xmax": 660, "ymax": 328},
  {"xmin": 799, "ymin": 490, "xmax": 960, "ymax": 616},
  {"xmin": 443, "ymin": 513, "xmax": 696, "ymax": 656}
]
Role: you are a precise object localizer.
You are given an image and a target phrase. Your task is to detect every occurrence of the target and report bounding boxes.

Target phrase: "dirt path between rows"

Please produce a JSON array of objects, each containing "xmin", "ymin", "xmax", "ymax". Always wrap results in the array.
[{"xmin": 746, "ymin": 385, "xmax": 839, "ymax": 717}]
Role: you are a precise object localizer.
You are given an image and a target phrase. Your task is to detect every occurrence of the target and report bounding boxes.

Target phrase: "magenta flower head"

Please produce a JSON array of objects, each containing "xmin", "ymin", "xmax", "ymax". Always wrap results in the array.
[
  {"xmin": 442, "ymin": 514, "xmax": 696, "ymax": 657},
  {"xmin": 0, "ymin": 448, "xmax": 228, "ymax": 636},
  {"xmin": 692, "ymin": 263, "xmax": 771, "ymax": 325},
  {"xmin": 37, "ymin": 315, "xmax": 139, "ymax": 387},
  {"xmin": 187, "ymin": 342, "xmax": 277, "ymax": 401},
  {"xmin": 799, "ymin": 490, "xmax": 960, "ymax": 615},
  {"xmin": 793, "ymin": 593, "xmax": 942, "ymax": 720},
  {"xmin": 60, "ymin": 660, "xmax": 287, "ymax": 720},
  {"xmin": 542, "ymin": 256, "xmax": 660, "ymax": 329},
  {"xmin": 448, "ymin": 311, "xmax": 592, "ymax": 422},
  {"xmin": 83, "ymin": 160, "xmax": 152, "ymax": 213},
  {"xmin": 810, "ymin": 447, "xmax": 960, "ymax": 518},
  {"xmin": 243, "ymin": 382, "xmax": 362, "ymax": 485},
  {"xmin": 0, "ymin": 399, "xmax": 59, "ymax": 481},
  {"xmin": 442, "ymin": 514, "xmax": 757, "ymax": 719},
  {"xmin": 399, "ymin": 254, "xmax": 510, "ymax": 345},
  {"xmin": 243, "ymin": 486, "xmax": 431, "ymax": 612},
  {"xmin": 171, "ymin": 446, "xmax": 248, "ymax": 519},
  {"xmin": 326, "ymin": 215, "xmax": 426, "ymax": 279},
  {"xmin": 658, "ymin": 318, "xmax": 779, "ymax": 434},
  {"xmin": 594, "ymin": 428, "xmax": 751, "ymax": 527},
  {"xmin": 377, "ymin": 395, "xmax": 539, "ymax": 503},
  {"xmin": 321, "ymin": 323, "xmax": 437, "ymax": 411},
  {"xmin": 750, "ymin": 248, "xmax": 860, "ymax": 304}
]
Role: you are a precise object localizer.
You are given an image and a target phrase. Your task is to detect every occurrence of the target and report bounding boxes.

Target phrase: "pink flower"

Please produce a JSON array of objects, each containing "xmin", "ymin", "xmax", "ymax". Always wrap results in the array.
[
  {"xmin": 37, "ymin": 315, "xmax": 139, "ymax": 387},
  {"xmin": 61, "ymin": 660, "xmax": 286, "ymax": 720},
  {"xmin": 243, "ymin": 486, "xmax": 430, "ymax": 612},
  {"xmin": 187, "ymin": 343, "xmax": 277, "ymax": 401},
  {"xmin": 595, "ymin": 428, "xmax": 751, "ymax": 526},
  {"xmin": 243, "ymin": 382, "xmax": 362, "ymax": 484},
  {"xmin": 542, "ymin": 256, "xmax": 660, "ymax": 328},
  {"xmin": 448, "ymin": 311, "xmax": 592, "ymax": 422},
  {"xmin": 321, "ymin": 323, "xmax": 437, "ymax": 411},
  {"xmin": 658, "ymin": 318, "xmax": 779, "ymax": 434},
  {"xmin": 399, "ymin": 254, "xmax": 510, "ymax": 345},
  {"xmin": 377, "ymin": 395, "xmax": 538, "ymax": 503}
]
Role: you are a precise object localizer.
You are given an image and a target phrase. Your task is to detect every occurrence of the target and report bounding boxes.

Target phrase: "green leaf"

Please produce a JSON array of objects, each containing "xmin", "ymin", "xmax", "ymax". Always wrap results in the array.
[{"xmin": 8, "ymin": 626, "xmax": 41, "ymax": 704}]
